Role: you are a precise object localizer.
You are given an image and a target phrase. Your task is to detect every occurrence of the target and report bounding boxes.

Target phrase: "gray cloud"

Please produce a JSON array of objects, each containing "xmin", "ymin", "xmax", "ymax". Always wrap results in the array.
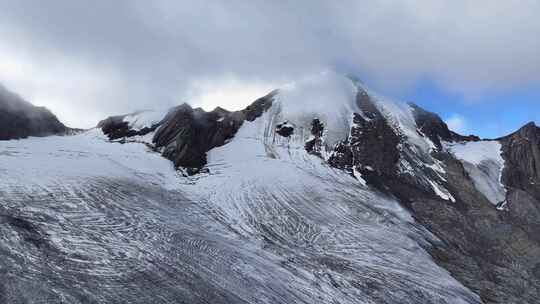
[{"xmin": 0, "ymin": 1, "xmax": 538, "ymax": 127}]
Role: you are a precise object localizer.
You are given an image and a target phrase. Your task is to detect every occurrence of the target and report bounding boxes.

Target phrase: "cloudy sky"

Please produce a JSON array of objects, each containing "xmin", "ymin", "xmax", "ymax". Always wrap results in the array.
[{"xmin": 0, "ymin": 1, "xmax": 538, "ymax": 137}]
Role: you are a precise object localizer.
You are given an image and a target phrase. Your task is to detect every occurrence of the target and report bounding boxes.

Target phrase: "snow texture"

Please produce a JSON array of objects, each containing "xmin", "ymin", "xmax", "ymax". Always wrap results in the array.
[
  {"xmin": 273, "ymin": 72, "xmax": 358, "ymax": 146},
  {"xmin": 0, "ymin": 75, "xmax": 482, "ymax": 303},
  {"xmin": 123, "ymin": 109, "xmax": 169, "ymax": 131},
  {"xmin": 446, "ymin": 140, "xmax": 506, "ymax": 205},
  {"xmin": 357, "ymin": 85, "xmax": 453, "ymax": 201}
]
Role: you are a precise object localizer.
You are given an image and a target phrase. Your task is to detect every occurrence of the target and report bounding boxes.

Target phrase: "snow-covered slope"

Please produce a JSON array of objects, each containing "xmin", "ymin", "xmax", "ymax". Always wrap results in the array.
[
  {"xmin": 273, "ymin": 73, "xmax": 358, "ymax": 146},
  {"xmin": 0, "ymin": 90, "xmax": 482, "ymax": 303},
  {"xmin": 3, "ymin": 73, "xmax": 540, "ymax": 303},
  {"xmin": 0, "ymin": 129, "xmax": 180, "ymax": 190},
  {"xmin": 123, "ymin": 109, "xmax": 170, "ymax": 131},
  {"xmin": 446, "ymin": 140, "xmax": 506, "ymax": 205}
]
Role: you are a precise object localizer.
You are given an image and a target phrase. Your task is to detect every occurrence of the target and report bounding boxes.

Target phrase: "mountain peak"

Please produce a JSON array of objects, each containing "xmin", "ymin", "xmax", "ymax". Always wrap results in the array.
[
  {"xmin": 519, "ymin": 121, "xmax": 538, "ymax": 132},
  {"xmin": 4, "ymin": 73, "xmax": 540, "ymax": 303}
]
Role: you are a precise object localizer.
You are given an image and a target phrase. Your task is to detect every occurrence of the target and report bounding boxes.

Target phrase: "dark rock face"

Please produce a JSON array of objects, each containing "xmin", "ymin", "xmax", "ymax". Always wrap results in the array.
[
  {"xmin": 305, "ymin": 118, "xmax": 324, "ymax": 156},
  {"xmin": 99, "ymin": 90, "xmax": 276, "ymax": 171},
  {"xmin": 327, "ymin": 139, "xmax": 354, "ymax": 172},
  {"xmin": 275, "ymin": 121, "xmax": 294, "ymax": 137},
  {"xmin": 352, "ymin": 145, "xmax": 540, "ymax": 304},
  {"xmin": 498, "ymin": 122, "xmax": 540, "ymax": 243},
  {"xmin": 153, "ymin": 104, "xmax": 244, "ymax": 169},
  {"xmin": 404, "ymin": 153, "xmax": 540, "ymax": 304},
  {"xmin": 328, "ymin": 88, "xmax": 400, "ymax": 179},
  {"xmin": 409, "ymin": 103, "xmax": 480, "ymax": 149},
  {"xmin": 0, "ymin": 85, "xmax": 69, "ymax": 140},
  {"xmin": 98, "ymin": 112, "xmax": 161, "ymax": 140},
  {"xmin": 153, "ymin": 91, "xmax": 275, "ymax": 170},
  {"xmin": 350, "ymin": 90, "xmax": 400, "ymax": 176},
  {"xmin": 242, "ymin": 90, "xmax": 277, "ymax": 122},
  {"xmin": 499, "ymin": 122, "xmax": 540, "ymax": 201}
]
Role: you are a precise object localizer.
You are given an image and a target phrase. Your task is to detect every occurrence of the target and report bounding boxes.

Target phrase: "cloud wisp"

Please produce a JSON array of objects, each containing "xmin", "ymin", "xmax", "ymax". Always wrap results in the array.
[{"xmin": 445, "ymin": 114, "xmax": 469, "ymax": 134}]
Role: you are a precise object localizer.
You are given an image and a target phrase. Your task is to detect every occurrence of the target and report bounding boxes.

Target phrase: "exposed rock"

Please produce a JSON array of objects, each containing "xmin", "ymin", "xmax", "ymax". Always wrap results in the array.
[
  {"xmin": 304, "ymin": 118, "xmax": 324, "ymax": 156},
  {"xmin": 241, "ymin": 90, "xmax": 276, "ymax": 121},
  {"xmin": 499, "ymin": 122, "xmax": 540, "ymax": 201},
  {"xmin": 99, "ymin": 90, "xmax": 276, "ymax": 172},
  {"xmin": 275, "ymin": 121, "xmax": 294, "ymax": 137},
  {"xmin": 153, "ymin": 91, "xmax": 275, "ymax": 170},
  {"xmin": 417, "ymin": 153, "xmax": 540, "ymax": 304},
  {"xmin": 327, "ymin": 139, "xmax": 354, "ymax": 173},
  {"xmin": 97, "ymin": 112, "xmax": 160, "ymax": 140},
  {"xmin": 328, "ymin": 88, "xmax": 400, "ymax": 178},
  {"xmin": 152, "ymin": 103, "xmax": 244, "ymax": 170},
  {"xmin": 0, "ymin": 85, "xmax": 69, "ymax": 140},
  {"xmin": 409, "ymin": 103, "xmax": 480, "ymax": 149}
]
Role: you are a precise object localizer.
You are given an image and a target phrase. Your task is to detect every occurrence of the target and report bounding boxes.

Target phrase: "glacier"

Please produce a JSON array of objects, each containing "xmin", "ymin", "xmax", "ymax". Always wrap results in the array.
[
  {"xmin": 2, "ymin": 72, "xmax": 539, "ymax": 303},
  {"xmin": 0, "ymin": 74, "xmax": 483, "ymax": 303}
]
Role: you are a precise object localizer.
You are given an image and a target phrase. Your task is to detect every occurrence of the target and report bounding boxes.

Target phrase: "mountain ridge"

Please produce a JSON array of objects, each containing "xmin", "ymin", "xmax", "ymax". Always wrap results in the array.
[
  {"xmin": 93, "ymin": 73, "xmax": 540, "ymax": 303},
  {"xmin": 1, "ymin": 75, "xmax": 539, "ymax": 303}
]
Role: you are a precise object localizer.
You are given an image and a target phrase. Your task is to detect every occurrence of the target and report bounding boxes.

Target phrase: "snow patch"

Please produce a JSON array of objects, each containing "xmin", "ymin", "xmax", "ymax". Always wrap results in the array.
[
  {"xmin": 446, "ymin": 140, "xmax": 506, "ymax": 205},
  {"xmin": 365, "ymin": 90, "xmax": 437, "ymax": 154},
  {"xmin": 428, "ymin": 180, "xmax": 456, "ymax": 203},
  {"xmin": 273, "ymin": 72, "xmax": 357, "ymax": 146},
  {"xmin": 0, "ymin": 129, "xmax": 181, "ymax": 191},
  {"xmin": 447, "ymin": 140, "xmax": 504, "ymax": 166},
  {"xmin": 123, "ymin": 109, "xmax": 169, "ymax": 131}
]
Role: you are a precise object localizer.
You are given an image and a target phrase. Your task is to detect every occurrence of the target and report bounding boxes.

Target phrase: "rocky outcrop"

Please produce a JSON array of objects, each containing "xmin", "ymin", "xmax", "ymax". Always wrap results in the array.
[
  {"xmin": 304, "ymin": 118, "xmax": 324, "ymax": 156},
  {"xmin": 328, "ymin": 88, "xmax": 400, "ymax": 182},
  {"xmin": 406, "ymin": 153, "xmax": 540, "ymax": 304},
  {"xmin": 350, "ymin": 90, "xmax": 400, "ymax": 176},
  {"xmin": 98, "ymin": 112, "xmax": 160, "ymax": 140},
  {"xmin": 409, "ymin": 103, "xmax": 480, "ymax": 149},
  {"xmin": 498, "ymin": 122, "xmax": 540, "ymax": 244},
  {"xmin": 0, "ymin": 85, "xmax": 69, "ymax": 140},
  {"xmin": 153, "ymin": 91, "xmax": 275, "ymax": 172},
  {"xmin": 275, "ymin": 121, "xmax": 294, "ymax": 137},
  {"xmin": 327, "ymin": 139, "xmax": 354, "ymax": 172},
  {"xmin": 99, "ymin": 90, "xmax": 276, "ymax": 173},
  {"xmin": 152, "ymin": 104, "xmax": 244, "ymax": 171},
  {"xmin": 499, "ymin": 122, "xmax": 540, "ymax": 201}
]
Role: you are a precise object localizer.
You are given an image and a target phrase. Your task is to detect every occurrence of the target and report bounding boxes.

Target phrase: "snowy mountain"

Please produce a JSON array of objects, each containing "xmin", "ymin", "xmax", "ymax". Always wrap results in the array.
[{"xmin": 1, "ymin": 74, "xmax": 539, "ymax": 304}]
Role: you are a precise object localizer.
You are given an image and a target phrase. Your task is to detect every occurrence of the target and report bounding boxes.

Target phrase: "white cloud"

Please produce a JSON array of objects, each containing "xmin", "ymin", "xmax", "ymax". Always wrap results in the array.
[
  {"xmin": 0, "ymin": 44, "xmax": 125, "ymax": 128},
  {"xmin": 445, "ymin": 114, "xmax": 468, "ymax": 134},
  {"xmin": 0, "ymin": 1, "xmax": 538, "ymax": 127},
  {"xmin": 186, "ymin": 77, "xmax": 278, "ymax": 112}
]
